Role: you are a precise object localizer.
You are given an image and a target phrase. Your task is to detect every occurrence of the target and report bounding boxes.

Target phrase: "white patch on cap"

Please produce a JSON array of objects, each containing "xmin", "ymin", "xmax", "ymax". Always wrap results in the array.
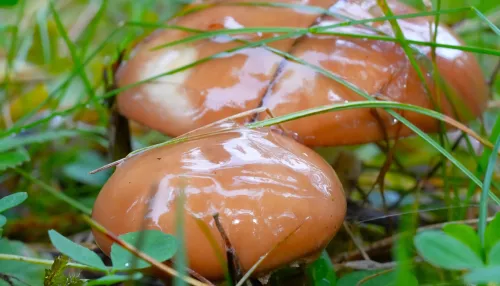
[
  {"xmin": 223, "ymin": 16, "xmax": 244, "ymax": 29},
  {"xmin": 140, "ymin": 47, "xmax": 198, "ymax": 118}
]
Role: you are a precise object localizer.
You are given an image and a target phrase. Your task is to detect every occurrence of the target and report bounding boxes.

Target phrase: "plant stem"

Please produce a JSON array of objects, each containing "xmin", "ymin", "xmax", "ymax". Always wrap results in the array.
[
  {"xmin": 81, "ymin": 215, "xmax": 212, "ymax": 286},
  {"xmin": 0, "ymin": 254, "xmax": 109, "ymax": 273}
]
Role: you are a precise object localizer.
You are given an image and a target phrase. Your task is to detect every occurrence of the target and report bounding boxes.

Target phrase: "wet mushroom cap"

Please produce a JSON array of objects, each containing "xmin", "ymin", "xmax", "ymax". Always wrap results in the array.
[
  {"xmin": 91, "ymin": 123, "xmax": 347, "ymax": 280},
  {"xmin": 257, "ymin": 0, "xmax": 488, "ymax": 145},
  {"xmin": 116, "ymin": 0, "xmax": 488, "ymax": 146},
  {"xmin": 115, "ymin": 0, "xmax": 334, "ymax": 137}
]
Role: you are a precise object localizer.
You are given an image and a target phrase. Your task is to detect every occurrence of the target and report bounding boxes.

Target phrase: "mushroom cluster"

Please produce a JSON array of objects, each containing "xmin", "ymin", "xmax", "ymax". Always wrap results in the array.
[
  {"xmin": 91, "ymin": 0, "xmax": 488, "ymax": 282},
  {"xmin": 114, "ymin": 0, "xmax": 488, "ymax": 146}
]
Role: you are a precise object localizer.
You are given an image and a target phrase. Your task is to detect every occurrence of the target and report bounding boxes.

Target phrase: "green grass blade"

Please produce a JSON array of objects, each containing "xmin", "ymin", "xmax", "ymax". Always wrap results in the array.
[
  {"xmin": 478, "ymin": 132, "xmax": 500, "ymax": 247},
  {"xmin": 13, "ymin": 168, "xmax": 92, "ymax": 215},
  {"xmin": 99, "ymin": 31, "xmax": 304, "ymax": 100},
  {"xmin": 0, "ymin": 27, "xmax": 123, "ymax": 137},
  {"xmin": 49, "ymin": 1, "xmax": 95, "ymax": 99},
  {"xmin": 472, "ymin": 6, "xmax": 500, "ymax": 35},
  {"xmin": 150, "ymin": 27, "xmax": 303, "ymax": 51},
  {"xmin": 261, "ymin": 45, "xmax": 498, "ymax": 203},
  {"xmin": 463, "ymin": 117, "xmax": 500, "ymax": 217}
]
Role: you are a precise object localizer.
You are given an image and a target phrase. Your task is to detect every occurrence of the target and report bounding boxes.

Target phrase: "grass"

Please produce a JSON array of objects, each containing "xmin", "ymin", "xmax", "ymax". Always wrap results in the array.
[{"xmin": 0, "ymin": 0, "xmax": 499, "ymax": 285}]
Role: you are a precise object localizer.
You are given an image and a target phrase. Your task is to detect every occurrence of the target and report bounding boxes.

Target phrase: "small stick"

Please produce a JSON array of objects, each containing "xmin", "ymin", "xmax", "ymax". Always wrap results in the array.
[
  {"xmin": 213, "ymin": 213, "xmax": 244, "ymax": 283},
  {"xmin": 89, "ymin": 107, "xmax": 267, "ymax": 174},
  {"xmin": 264, "ymin": 108, "xmax": 287, "ymax": 133},
  {"xmin": 343, "ymin": 222, "xmax": 371, "ymax": 261},
  {"xmin": 334, "ymin": 216, "xmax": 496, "ymax": 263},
  {"xmin": 82, "ymin": 215, "xmax": 212, "ymax": 286}
]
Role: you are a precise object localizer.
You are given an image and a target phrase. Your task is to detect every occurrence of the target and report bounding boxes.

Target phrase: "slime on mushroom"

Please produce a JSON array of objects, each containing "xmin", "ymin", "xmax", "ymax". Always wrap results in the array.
[
  {"xmin": 91, "ymin": 0, "xmax": 489, "ymax": 282},
  {"xmin": 115, "ymin": 0, "xmax": 488, "ymax": 146},
  {"xmin": 92, "ymin": 121, "xmax": 347, "ymax": 280}
]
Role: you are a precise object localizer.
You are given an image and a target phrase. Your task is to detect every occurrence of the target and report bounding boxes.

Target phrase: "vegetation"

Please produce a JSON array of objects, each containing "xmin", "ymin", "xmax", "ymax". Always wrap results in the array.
[{"xmin": 0, "ymin": 0, "xmax": 499, "ymax": 285}]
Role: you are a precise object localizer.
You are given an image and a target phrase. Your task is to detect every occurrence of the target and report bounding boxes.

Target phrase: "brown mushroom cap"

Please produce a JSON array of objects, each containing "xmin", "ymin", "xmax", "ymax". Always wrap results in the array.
[
  {"xmin": 91, "ymin": 123, "xmax": 346, "ymax": 280},
  {"xmin": 116, "ymin": 0, "xmax": 333, "ymax": 136},
  {"xmin": 116, "ymin": 0, "xmax": 488, "ymax": 146},
  {"xmin": 257, "ymin": 0, "xmax": 488, "ymax": 145}
]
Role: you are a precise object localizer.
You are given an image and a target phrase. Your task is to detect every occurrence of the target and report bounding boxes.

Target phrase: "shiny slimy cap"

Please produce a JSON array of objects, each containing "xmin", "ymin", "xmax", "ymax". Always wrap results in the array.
[
  {"xmin": 91, "ymin": 123, "xmax": 346, "ymax": 280},
  {"xmin": 115, "ymin": 0, "xmax": 488, "ymax": 147}
]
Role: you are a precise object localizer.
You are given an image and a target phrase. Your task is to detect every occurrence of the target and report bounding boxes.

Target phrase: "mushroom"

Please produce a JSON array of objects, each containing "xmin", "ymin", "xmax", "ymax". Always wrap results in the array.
[
  {"xmin": 115, "ymin": 0, "xmax": 488, "ymax": 146},
  {"xmin": 115, "ymin": 0, "xmax": 334, "ymax": 137},
  {"xmin": 257, "ymin": 0, "xmax": 489, "ymax": 146},
  {"xmin": 91, "ymin": 122, "xmax": 347, "ymax": 280}
]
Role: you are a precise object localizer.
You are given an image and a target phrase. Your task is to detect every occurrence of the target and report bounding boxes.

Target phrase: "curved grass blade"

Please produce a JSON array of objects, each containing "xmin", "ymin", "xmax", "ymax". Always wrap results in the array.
[
  {"xmin": 13, "ymin": 167, "xmax": 92, "ymax": 215},
  {"xmin": 247, "ymin": 101, "xmax": 491, "ymax": 149},
  {"xmin": 260, "ymin": 45, "xmax": 497, "ymax": 203},
  {"xmin": 0, "ymin": 26, "xmax": 123, "ymax": 138},
  {"xmin": 150, "ymin": 27, "xmax": 304, "ymax": 51},
  {"xmin": 471, "ymin": 7, "xmax": 500, "ymax": 35},
  {"xmin": 477, "ymin": 133, "xmax": 500, "ymax": 247},
  {"xmin": 99, "ymin": 31, "xmax": 304, "ymax": 101}
]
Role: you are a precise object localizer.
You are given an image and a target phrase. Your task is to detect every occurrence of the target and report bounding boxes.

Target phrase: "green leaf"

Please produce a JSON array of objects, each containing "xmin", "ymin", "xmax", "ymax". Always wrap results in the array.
[
  {"xmin": 0, "ymin": 148, "xmax": 30, "ymax": 171},
  {"xmin": 48, "ymin": 230, "xmax": 107, "ymax": 271},
  {"xmin": 86, "ymin": 273, "xmax": 143, "ymax": 286},
  {"xmin": 414, "ymin": 231, "xmax": 484, "ymax": 270},
  {"xmin": 0, "ymin": 215, "xmax": 6, "ymax": 228},
  {"xmin": 463, "ymin": 266, "xmax": 500, "ymax": 284},
  {"xmin": 0, "ymin": 238, "xmax": 47, "ymax": 286},
  {"xmin": 306, "ymin": 250, "xmax": 337, "ymax": 286},
  {"xmin": 0, "ymin": 0, "xmax": 18, "ymax": 7},
  {"xmin": 337, "ymin": 270, "xmax": 397, "ymax": 286},
  {"xmin": 488, "ymin": 241, "xmax": 500, "ymax": 265},
  {"xmin": 62, "ymin": 151, "xmax": 111, "ymax": 187},
  {"xmin": 338, "ymin": 271, "xmax": 377, "ymax": 286},
  {"xmin": 0, "ymin": 192, "xmax": 28, "ymax": 213},
  {"xmin": 485, "ymin": 213, "xmax": 500, "ymax": 254},
  {"xmin": 111, "ymin": 230, "xmax": 178, "ymax": 270},
  {"xmin": 0, "ymin": 130, "xmax": 81, "ymax": 153},
  {"xmin": 443, "ymin": 223, "xmax": 482, "ymax": 258}
]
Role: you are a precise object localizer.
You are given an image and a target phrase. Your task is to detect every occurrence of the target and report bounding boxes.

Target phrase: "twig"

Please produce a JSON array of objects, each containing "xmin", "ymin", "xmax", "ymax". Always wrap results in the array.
[
  {"xmin": 213, "ymin": 213, "xmax": 244, "ymax": 283},
  {"xmin": 343, "ymin": 222, "xmax": 371, "ymax": 261},
  {"xmin": 335, "ymin": 260, "xmax": 395, "ymax": 271},
  {"xmin": 0, "ymin": 254, "xmax": 109, "ymax": 273},
  {"xmin": 89, "ymin": 107, "xmax": 266, "ymax": 174},
  {"xmin": 82, "ymin": 215, "xmax": 211, "ymax": 286},
  {"xmin": 334, "ymin": 215, "xmax": 495, "ymax": 263},
  {"xmin": 335, "ymin": 257, "xmax": 423, "ymax": 271}
]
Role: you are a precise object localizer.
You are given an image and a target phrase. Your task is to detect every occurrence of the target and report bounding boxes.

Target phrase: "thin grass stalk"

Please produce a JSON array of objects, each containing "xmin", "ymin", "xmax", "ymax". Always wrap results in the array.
[
  {"xmin": 259, "ymin": 45, "xmax": 499, "ymax": 203},
  {"xmin": 13, "ymin": 167, "xmax": 92, "ymax": 215},
  {"xmin": 478, "ymin": 134, "xmax": 500, "ymax": 248},
  {"xmin": 0, "ymin": 254, "xmax": 110, "ymax": 273},
  {"xmin": 91, "ymin": 101, "xmax": 496, "ymax": 176}
]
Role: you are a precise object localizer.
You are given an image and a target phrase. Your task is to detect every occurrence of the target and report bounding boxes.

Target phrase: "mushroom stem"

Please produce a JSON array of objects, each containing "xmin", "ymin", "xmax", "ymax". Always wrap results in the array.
[{"xmin": 104, "ymin": 53, "xmax": 132, "ymax": 162}]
